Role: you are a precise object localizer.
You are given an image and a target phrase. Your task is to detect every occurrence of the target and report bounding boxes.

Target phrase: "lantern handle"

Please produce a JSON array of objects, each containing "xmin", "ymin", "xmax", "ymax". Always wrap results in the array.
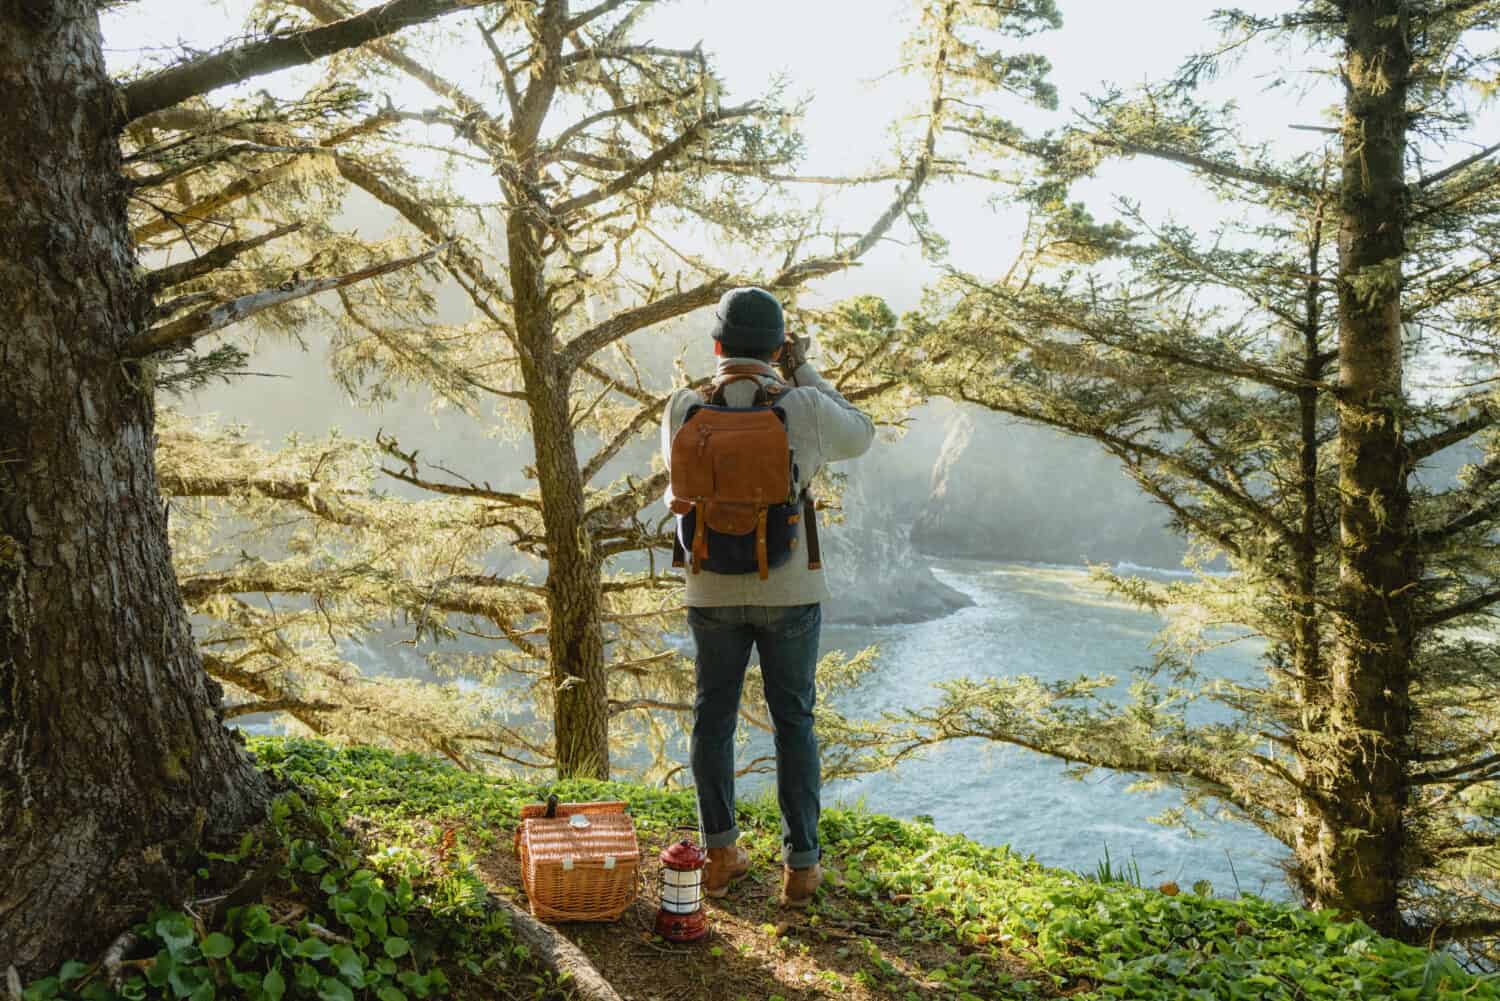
[{"xmin": 670, "ymin": 823, "xmax": 700, "ymax": 844}]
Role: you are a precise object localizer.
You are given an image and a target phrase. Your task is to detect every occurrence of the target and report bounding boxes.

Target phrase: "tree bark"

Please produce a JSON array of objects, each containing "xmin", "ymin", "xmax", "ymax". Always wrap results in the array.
[
  {"xmin": 0, "ymin": 0, "xmax": 270, "ymax": 974},
  {"xmin": 1323, "ymin": 0, "xmax": 1414, "ymax": 936},
  {"xmin": 506, "ymin": 0, "xmax": 610, "ymax": 780}
]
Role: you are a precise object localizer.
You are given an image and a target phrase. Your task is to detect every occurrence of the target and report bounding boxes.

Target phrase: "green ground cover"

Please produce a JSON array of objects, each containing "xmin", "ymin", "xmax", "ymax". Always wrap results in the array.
[{"xmin": 19, "ymin": 739, "xmax": 1499, "ymax": 1001}]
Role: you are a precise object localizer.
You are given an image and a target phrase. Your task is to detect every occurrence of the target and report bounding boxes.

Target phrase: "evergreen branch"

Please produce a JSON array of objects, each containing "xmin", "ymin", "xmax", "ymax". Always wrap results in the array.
[
  {"xmin": 145, "ymin": 223, "xmax": 303, "ymax": 293},
  {"xmin": 124, "ymin": 243, "xmax": 450, "ymax": 357},
  {"xmin": 563, "ymin": 0, "xmax": 637, "ymax": 32},
  {"xmin": 222, "ymin": 697, "xmax": 340, "ymax": 719},
  {"xmin": 119, "ymin": 0, "xmax": 494, "ymax": 124},
  {"xmin": 543, "ymin": 94, "xmax": 689, "ymax": 160},
  {"xmin": 585, "ymin": 470, "xmax": 669, "ymax": 529},
  {"xmin": 560, "ymin": 278, "xmax": 728, "ymax": 370},
  {"xmin": 128, "ymin": 143, "xmax": 323, "ymax": 190},
  {"xmin": 129, "ymin": 113, "xmax": 395, "ymax": 243},
  {"xmin": 131, "ymin": 159, "xmax": 302, "ymax": 244},
  {"xmin": 552, "ymin": 103, "xmax": 760, "ymax": 218},
  {"xmin": 202, "ymin": 654, "xmax": 333, "ymax": 734},
  {"xmin": 375, "ymin": 430, "xmax": 541, "ymax": 508},
  {"xmin": 378, "ymin": 466, "xmax": 538, "ymax": 507},
  {"xmin": 947, "ymin": 382, "xmax": 1294, "ymax": 542},
  {"xmin": 1408, "ymin": 917, "xmax": 1500, "ymax": 946},
  {"xmin": 607, "ymin": 698, "xmax": 691, "ymax": 717},
  {"xmin": 581, "ymin": 396, "xmax": 669, "ymax": 483},
  {"xmin": 1112, "ymin": 451, "xmax": 1247, "ymax": 561},
  {"xmin": 1417, "ymin": 140, "xmax": 1500, "ymax": 190},
  {"xmin": 476, "ymin": 19, "xmax": 523, "ymax": 120},
  {"xmin": 559, "ymin": 43, "xmax": 703, "ymax": 68},
  {"xmin": 333, "ymin": 153, "xmax": 516, "ymax": 331},
  {"xmin": 1419, "ymin": 589, "xmax": 1500, "ymax": 629},
  {"xmin": 955, "ymin": 275, "xmax": 1327, "ymax": 394},
  {"xmin": 1411, "ymin": 752, "xmax": 1500, "ymax": 785},
  {"xmin": 577, "ymin": 360, "xmax": 658, "ymax": 405},
  {"xmin": 1416, "ymin": 496, "xmax": 1500, "ymax": 549},
  {"xmin": 1086, "ymin": 135, "xmax": 1321, "ymax": 199},
  {"xmin": 160, "ymin": 471, "xmax": 368, "ymax": 525},
  {"xmin": 558, "ymin": 128, "xmax": 935, "ymax": 368},
  {"xmin": 1407, "ymin": 406, "xmax": 1497, "ymax": 460}
]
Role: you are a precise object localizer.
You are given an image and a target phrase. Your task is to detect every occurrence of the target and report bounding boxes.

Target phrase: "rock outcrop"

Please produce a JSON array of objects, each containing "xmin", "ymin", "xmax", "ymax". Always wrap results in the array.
[
  {"xmin": 909, "ymin": 411, "xmax": 1187, "ymax": 568},
  {"xmin": 818, "ymin": 457, "xmax": 973, "ymax": 624}
]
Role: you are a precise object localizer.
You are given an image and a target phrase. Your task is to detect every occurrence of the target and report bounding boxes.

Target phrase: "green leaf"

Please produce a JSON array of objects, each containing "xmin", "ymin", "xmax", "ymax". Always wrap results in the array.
[
  {"xmin": 330, "ymin": 945, "xmax": 365, "ymax": 986},
  {"xmin": 146, "ymin": 952, "xmax": 174, "ymax": 988},
  {"xmin": 295, "ymin": 938, "xmax": 333, "ymax": 961},
  {"xmin": 21, "ymin": 977, "xmax": 59, "ymax": 1001},
  {"xmin": 199, "ymin": 934, "xmax": 234, "ymax": 960},
  {"xmin": 377, "ymin": 988, "xmax": 407, "ymax": 1001},
  {"xmin": 318, "ymin": 977, "xmax": 354, "ymax": 1001},
  {"xmin": 58, "ymin": 961, "xmax": 89, "ymax": 984},
  {"xmin": 168, "ymin": 964, "xmax": 204, "ymax": 1000},
  {"xmin": 293, "ymin": 963, "xmax": 321, "ymax": 991},
  {"xmin": 383, "ymin": 937, "xmax": 410, "ymax": 959},
  {"xmin": 155, "ymin": 915, "xmax": 196, "ymax": 958},
  {"xmin": 262, "ymin": 968, "xmax": 286, "ymax": 1001}
]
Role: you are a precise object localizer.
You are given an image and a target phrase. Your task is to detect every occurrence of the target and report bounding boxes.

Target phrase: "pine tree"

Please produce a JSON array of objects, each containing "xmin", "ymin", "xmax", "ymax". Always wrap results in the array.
[
  {"xmin": 0, "ymin": 0, "xmax": 519, "ymax": 973},
  {"xmin": 141, "ymin": 0, "xmax": 1064, "ymax": 779},
  {"xmin": 867, "ymin": 0, "xmax": 1500, "ymax": 950}
]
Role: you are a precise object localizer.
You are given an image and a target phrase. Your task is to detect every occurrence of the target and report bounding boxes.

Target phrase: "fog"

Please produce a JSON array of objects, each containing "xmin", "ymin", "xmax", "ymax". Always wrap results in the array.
[{"xmin": 180, "ymin": 199, "xmax": 1183, "ymax": 627}]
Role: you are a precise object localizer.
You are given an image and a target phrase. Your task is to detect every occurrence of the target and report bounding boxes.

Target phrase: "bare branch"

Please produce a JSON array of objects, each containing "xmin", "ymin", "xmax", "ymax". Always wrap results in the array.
[
  {"xmin": 119, "ymin": 0, "xmax": 495, "ymax": 124},
  {"xmin": 146, "ymin": 223, "xmax": 303, "ymax": 293},
  {"xmin": 1418, "ymin": 140, "xmax": 1500, "ymax": 190},
  {"xmin": 125, "ymin": 243, "xmax": 449, "ymax": 357}
]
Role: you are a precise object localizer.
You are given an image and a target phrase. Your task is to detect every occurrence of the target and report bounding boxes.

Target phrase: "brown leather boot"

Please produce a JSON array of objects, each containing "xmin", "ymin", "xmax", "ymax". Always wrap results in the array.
[
  {"xmin": 705, "ymin": 844, "xmax": 750, "ymax": 898},
  {"xmin": 780, "ymin": 863, "xmax": 823, "ymax": 908}
]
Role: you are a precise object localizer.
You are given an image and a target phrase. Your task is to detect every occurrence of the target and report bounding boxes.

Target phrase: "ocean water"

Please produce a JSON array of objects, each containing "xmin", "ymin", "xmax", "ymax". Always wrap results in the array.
[
  {"xmin": 243, "ymin": 557, "xmax": 1291, "ymax": 900},
  {"xmin": 805, "ymin": 560, "xmax": 1290, "ymax": 900}
]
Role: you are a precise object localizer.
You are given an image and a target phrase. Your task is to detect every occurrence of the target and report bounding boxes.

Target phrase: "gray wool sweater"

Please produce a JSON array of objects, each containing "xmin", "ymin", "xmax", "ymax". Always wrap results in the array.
[{"xmin": 660, "ymin": 357, "xmax": 875, "ymax": 607}]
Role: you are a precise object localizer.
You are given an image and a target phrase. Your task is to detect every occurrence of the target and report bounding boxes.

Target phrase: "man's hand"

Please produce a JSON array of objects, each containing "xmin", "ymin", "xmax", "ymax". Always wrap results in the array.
[{"xmin": 777, "ymin": 333, "xmax": 811, "ymax": 383}]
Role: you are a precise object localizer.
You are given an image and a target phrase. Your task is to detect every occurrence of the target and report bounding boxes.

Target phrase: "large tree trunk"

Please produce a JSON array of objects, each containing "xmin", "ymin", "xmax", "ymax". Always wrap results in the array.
[
  {"xmin": 1322, "ymin": 0, "xmax": 1414, "ymax": 936},
  {"xmin": 0, "ymin": 0, "xmax": 271, "ymax": 974},
  {"xmin": 503, "ymin": 0, "xmax": 610, "ymax": 780},
  {"xmin": 507, "ymin": 210, "xmax": 609, "ymax": 781},
  {"xmin": 522, "ymin": 341, "xmax": 611, "ymax": 780}
]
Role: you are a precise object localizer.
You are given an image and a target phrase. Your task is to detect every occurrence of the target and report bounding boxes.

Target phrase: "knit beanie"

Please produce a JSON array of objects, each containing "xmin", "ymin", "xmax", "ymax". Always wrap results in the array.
[{"xmin": 711, "ymin": 286, "xmax": 785, "ymax": 353}]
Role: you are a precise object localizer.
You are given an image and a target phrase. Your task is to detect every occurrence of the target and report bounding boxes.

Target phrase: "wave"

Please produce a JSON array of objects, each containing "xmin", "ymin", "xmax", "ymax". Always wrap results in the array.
[{"xmin": 1112, "ymin": 560, "xmax": 1234, "ymax": 580}]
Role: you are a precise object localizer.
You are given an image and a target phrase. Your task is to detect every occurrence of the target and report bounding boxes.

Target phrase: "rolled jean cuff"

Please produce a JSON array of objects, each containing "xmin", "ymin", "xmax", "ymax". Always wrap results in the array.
[
  {"xmin": 703, "ymin": 825, "xmax": 740, "ymax": 850},
  {"xmin": 784, "ymin": 845, "xmax": 819, "ymax": 870}
]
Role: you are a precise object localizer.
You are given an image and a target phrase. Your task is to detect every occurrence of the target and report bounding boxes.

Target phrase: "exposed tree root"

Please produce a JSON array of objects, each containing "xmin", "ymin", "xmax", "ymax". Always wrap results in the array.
[{"xmin": 486, "ymin": 893, "xmax": 624, "ymax": 1001}]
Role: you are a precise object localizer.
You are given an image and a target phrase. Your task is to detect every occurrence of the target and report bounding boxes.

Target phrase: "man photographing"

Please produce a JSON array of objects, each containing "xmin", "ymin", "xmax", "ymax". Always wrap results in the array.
[{"xmin": 660, "ymin": 286, "xmax": 876, "ymax": 907}]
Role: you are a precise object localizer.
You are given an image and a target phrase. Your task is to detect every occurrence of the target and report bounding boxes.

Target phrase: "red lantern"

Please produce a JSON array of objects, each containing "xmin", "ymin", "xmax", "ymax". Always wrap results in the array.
[{"xmin": 654, "ymin": 835, "xmax": 709, "ymax": 942}]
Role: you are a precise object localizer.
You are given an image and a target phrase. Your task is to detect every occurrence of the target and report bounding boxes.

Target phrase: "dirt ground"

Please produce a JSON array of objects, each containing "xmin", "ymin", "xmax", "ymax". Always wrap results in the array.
[{"xmin": 479, "ymin": 823, "xmax": 1052, "ymax": 1001}]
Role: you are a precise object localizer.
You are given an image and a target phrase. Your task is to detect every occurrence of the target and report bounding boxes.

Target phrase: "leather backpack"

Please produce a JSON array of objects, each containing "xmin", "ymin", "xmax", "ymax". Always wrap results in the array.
[{"xmin": 669, "ymin": 365, "xmax": 821, "ymax": 580}]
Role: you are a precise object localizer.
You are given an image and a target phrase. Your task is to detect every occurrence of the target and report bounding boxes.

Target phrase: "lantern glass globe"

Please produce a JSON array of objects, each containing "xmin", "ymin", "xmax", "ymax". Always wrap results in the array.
[{"xmin": 660, "ymin": 866, "xmax": 703, "ymax": 914}]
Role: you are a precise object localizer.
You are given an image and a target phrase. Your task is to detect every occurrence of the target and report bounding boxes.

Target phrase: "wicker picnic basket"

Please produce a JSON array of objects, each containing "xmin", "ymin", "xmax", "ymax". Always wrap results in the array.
[{"xmin": 513, "ymin": 800, "xmax": 640, "ymax": 923}]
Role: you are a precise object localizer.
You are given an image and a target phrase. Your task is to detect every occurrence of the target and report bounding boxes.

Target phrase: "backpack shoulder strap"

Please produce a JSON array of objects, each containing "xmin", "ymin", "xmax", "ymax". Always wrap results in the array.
[{"xmin": 701, "ymin": 367, "xmax": 786, "ymax": 408}]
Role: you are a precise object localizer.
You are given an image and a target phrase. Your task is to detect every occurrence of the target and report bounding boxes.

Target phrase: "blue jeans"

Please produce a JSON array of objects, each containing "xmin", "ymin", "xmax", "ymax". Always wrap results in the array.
[{"xmin": 688, "ymin": 603, "xmax": 822, "ymax": 870}]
